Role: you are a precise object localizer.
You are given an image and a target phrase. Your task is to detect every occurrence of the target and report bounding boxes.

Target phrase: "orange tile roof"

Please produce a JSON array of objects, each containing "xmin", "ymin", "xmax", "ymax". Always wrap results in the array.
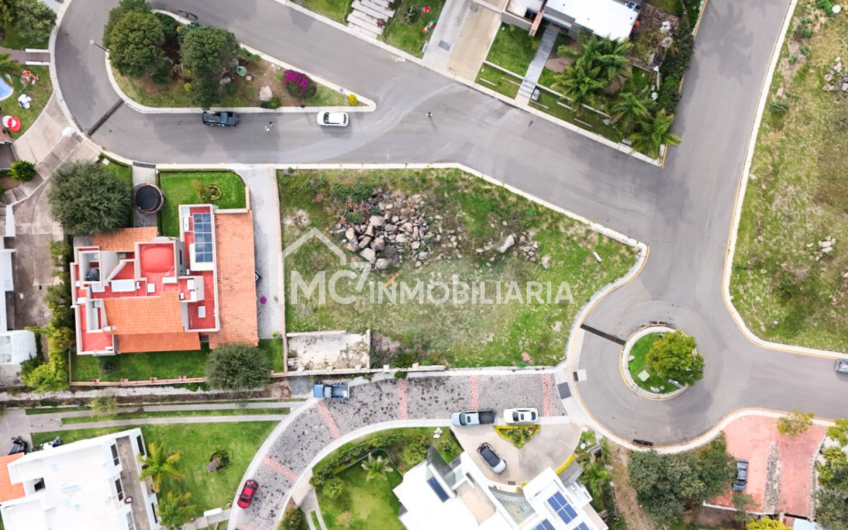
[
  {"xmin": 209, "ymin": 211, "xmax": 258, "ymax": 349},
  {"xmin": 0, "ymin": 453, "xmax": 25, "ymax": 502},
  {"xmin": 117, "ymin": 332, "xmax": 201, "ymax": 353},
  {"xmin": 93, "ymin": 227, "xmax": 159, "ymax": 252},
  {"xmin": 104, "ymin": 293, "xmax": 185, "ymax": 335}
]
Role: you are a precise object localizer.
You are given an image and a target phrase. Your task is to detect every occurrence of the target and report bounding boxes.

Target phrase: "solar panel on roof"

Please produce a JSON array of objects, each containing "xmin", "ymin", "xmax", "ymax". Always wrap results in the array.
[
  {"xmin": 575, "ymin": 523, "xmax": 591, "ymax": 530},
  {"xmin": 547, "ymin": 492, "xmax": 577, "ymax": 524},
  {"xmin": 193, "ymin": 213, "xmax": 214, "ymax": 263},
  {"xmin": 533, "ymin": 520, "xmax": 555, "ymax": 530}
]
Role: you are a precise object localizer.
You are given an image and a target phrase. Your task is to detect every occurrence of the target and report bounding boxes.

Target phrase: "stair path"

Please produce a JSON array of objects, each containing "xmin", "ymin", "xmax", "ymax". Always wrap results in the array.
[
  {"xmin": 519, "ymin": 24, "xmax": 559, "ymax": 99},
  {"xmin": 347, "ymin": 0, "xmax": 395, "ymax": 40}
]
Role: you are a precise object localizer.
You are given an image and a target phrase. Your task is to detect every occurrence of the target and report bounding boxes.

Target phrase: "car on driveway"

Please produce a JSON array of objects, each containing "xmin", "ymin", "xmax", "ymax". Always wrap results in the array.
[
  {"xmin": 503, "ymin": 408, "xmax": 538, "ymax": 425},
  {"xmin": 451, "ymin": 409, "xmax": 495, "ymax": 426},
  {"xmin": 477, "ymin": 443, "xmax": 506, "ymax": 474},
  {"xmin": 202, "ymin": 111, "xmax": 240, "ymax": 127},
  {"xmin": 317, "ymin": 111, "xmax": 349, "ymax": 127},
  {"xmin": 836, "ymin": 359, "xmax": 848, "ymax": 374},
  {"xmin": 732, "ymin": 460, "xmax": 748, "ymax": 492},
  {"xmin": 313, "ymin": 382, "xmax": 350, "ymax": 399},
  {"xmin": 237, "ymin": 479, "xmax": 258, "ymax": 508},
  {"xmin": 8, "ymin": 436, "xmax": 27, "ymax": 455}
]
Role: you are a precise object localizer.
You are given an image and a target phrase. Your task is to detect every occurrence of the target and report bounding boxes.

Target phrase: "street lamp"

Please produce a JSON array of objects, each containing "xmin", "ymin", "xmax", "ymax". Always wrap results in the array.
[{"xmin": 89, "ymin": 39, "xmax": 108, "ymax": 52}]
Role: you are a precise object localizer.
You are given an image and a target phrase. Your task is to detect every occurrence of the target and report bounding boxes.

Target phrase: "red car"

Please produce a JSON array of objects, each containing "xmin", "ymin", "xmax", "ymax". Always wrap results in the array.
[{"xmin": 237, "ymin": 480, "xmax": 258, "ymax": 509}]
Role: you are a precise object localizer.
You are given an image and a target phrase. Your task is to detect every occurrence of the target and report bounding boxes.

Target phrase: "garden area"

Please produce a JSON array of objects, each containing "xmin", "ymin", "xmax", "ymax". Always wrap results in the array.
[
  {"xmin": 7, "ymin": 65, "xmax": 52, "ymax": 139},
  {"xmin": 626, "ymin": 330, "xmax": 703, "ymax": 393},
  {"xmin": 158, "ymin": 170, "xmax": 247, "ymax": 236},
  {"xmin": 312, "ymin": 428, "xmax": 462, "ymax": 530},
  {"xmin": 104, "ymin": 0, "xmax": 350, "ymax": 109},
  {"xmin": 730, "ymin": 0, "xmax": 848, "ymax": 353},
  {"xmin": 31, "ymin": 422, "xmax": 277, "ymax": 523},
  {"xmin": 483, "ymin": 23, "xmax": 541, "ymax": 76},
  {"xmin": 475, "ymin": 66, "xmax": 522, "ymax": 99},
  {"xmin": 382, "ymin": 0, "xmax": 445, "ymax": 57},
  {"xmin": 280, "ymin": 168, "xmax": 637, "ymax": 367},
  {"xmin": 495, "ymin": 425, "xmax": 539, "ymax": 448}
]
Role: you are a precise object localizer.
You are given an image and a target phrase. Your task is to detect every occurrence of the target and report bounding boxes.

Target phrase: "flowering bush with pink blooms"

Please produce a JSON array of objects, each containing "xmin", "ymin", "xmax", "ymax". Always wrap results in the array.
[{"xmin": 283, "ymin": 69, "xmax": 317, "ymax": 99}]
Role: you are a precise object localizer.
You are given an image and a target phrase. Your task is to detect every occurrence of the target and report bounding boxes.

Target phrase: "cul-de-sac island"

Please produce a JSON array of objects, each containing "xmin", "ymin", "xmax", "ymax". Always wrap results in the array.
[{"xmin": 0, "ymin": 0, "xmax": 844, "ymax": 530}]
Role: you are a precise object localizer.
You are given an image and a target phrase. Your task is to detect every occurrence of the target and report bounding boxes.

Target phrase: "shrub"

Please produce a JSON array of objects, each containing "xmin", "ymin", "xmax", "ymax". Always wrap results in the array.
[
  {"xmin": 323, "ymin": 476, "xmax": 345, "ymax": 499},
  {"xmin": 280, "ymin": 506, "xmax": 307, "ymax": 530},
  {"xmin": 47, "ymin": 161, "xmax": 132, "ymax": 235},
  {"xmin": 496, "ymin": 426, "xmax": 539, "ymax": 448},
  {"xmin": 283, "ymin": 70, "xmax": 317, "ymax": 99},
  {"xmin": 205, "ymin": 343, "xmax": 271, "ymax": 390},
  {"xmin": 10, "ymin": 160, "xmax": 36, "ymax": 182},
  {"xmin": 335, "ymin": 512, "xmax": 354, "ymax": 528},
  {"xmin": 206, "ymin": 449, "xmax": 230, "ymax": 472},
  {"xmin": 91, "ymin": 394, "xmax": 118, "ymax": 416},
  {"xmin": 260, "ymin": 96, "xmax": 282, "ymax": 109},
  {"xmin": 777, "ymin": 408, "xmax": 814, "ymax": 437},
  {"xmin": 815, "ymin": 0, "xmax": 833, "ymax": 13},
  {"xmin": 769, "ymin": 99, "xmax": 790, "ymax": 116},
  {"xmin": 22, "ymin": 325, "xmax": 71, "ymax": 392},
  {"xmin": 348, "ymin": 94, "xmax": 358, "ymax": 105},
  {"xmin": 800, "ymin": 44, "xmax": 810, "ymax": 55}
]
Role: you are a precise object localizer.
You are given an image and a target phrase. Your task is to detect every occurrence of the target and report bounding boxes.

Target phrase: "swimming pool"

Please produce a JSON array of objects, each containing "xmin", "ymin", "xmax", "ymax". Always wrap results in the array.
[{"xmin": 0, "ymin": 78, "xmax": 12, "ymax": 101}]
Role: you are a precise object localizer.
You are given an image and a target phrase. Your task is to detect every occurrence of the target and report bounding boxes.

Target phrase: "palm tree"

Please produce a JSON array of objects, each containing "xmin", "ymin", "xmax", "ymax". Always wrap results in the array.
[
  {"xmin": 552, "ymin": 62, "xmax": 605, "ymax": 115},
  {"xmin": 0, "ymin": 53, "xmax": 20, "ymax": 78},
  {"xmin": 138, "ymin": 442, "xmax": 186, "ymax": 493},
  {"xmin": 629, "ymin": 109, "xmax": 682, "ymax": 159},
  {"xmin": 360, "ymin": 454, "xmax": 392, "ymax": 482},
  {"xmin": 594, "ymin": 38, "xmax": 632, "ymax": 86},
  {"xmin": 609, "ymin": 90, "xmax": 652, "ymax": 134},
  {"xmin": 157, "ymin": 491, "xmax": 195, "ymax": 529}
]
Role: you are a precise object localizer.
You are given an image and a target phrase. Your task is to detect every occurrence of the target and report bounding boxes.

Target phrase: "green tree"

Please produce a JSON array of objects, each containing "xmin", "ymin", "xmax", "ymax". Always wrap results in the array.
[
  {"xmin": 777, "ymin": 408, "xmax": 814, "ymax": 437},
  {"xmin": 91, "ymin": 394, "xmax": 118, "ymax": 417},
  {"xmin": 827, "ymin": 418, "xmax": 848, "ymax": 445},
  {"xmin": 746, "ymin": 518, "xmax": 791, "ymax": 530},
  {"xmin": 102, "ymin": 0, "xmax": 152, "ymax": 48},
  {"xmin": 22, "ymin": 325, "xmax": 70, "ymax": 392},
  {"xmin": 558, "ymin": 33, "xmax": 632, "ymax": 87},
  {"xmin": 818, "ymin": 446, "xmax": 848, "ymax": 490},
  {"xmin": 645, "ymin": 330, "xmax": 703, "ymax": 386},
  {"xmin": 733, "ymin": 493, "xmax": 756, "ymax": 522},
  {"xmin": 552, "ymin": 62, "xmax": 605, "ymax": 115},
  {"xmin": 179, "ymin": 26, "xmax": 240, "ymax": 109},
  {"xmin": 0, "ymin": 0, "xmax": 14, "ymax": 27},
  {"xmin": 12, "ymin": 0, "xmax": 55, "ymax": 43},
  {"xmin": 0, "ymin": 53, "xmax": 20, "ymax": 77},
  {"xmin": 157, "ymin": 491, "xmax": 195, "ymax": 529},
  {"xmin": 816, "ymin": 489, "xmax": 848, "ymax": 530},
  {"xmin": 9, "ymin": 160, "xmax": 36, "ymax": 182},
  {"xmin": 694, "ymin": 434, "xmax": 737, "ymax": 498},
  {"xmin": 138, "ymin": 442, "xmax": 185, "ymax": 492},
  {"xmin": 609, "ymin": 90, "xmax": 652, "ymax": 134},
  {"xmin": 361, "ymin": 454, "xmax": 392, "ymax": 482},
  {"xmin": 630, "ymin": 109, "xmax": 682, "ymax": 159},
  {"xmin": 108, "ymin": 11, "xmax": 164, "ymax": 78},
  {"xmin": 205, "ymin": 344, "xmax": 271, "ymax": 390},
  {"xmin": 47, "ymin": 161, "xmax": 132, "ymax": 235}
]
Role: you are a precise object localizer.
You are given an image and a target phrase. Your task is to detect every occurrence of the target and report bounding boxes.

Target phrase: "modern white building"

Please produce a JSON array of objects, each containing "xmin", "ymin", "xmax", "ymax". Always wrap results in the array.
[
  {"xmin": 505, "ymin": 0, "xmax": 641, "ymax": 41},
  {"xmin": 394, "ymin": 447, "xmax": 607, "ymax": 530},
  {"xmin": 0, "ymin": 429, "xmax": 161, "ymax": 530}
]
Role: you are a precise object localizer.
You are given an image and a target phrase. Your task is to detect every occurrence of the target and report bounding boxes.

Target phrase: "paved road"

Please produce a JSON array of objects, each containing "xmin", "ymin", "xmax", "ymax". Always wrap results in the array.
[{"xmin": 53, "ymin": 0, "xmax": 848, "ymax": 451}]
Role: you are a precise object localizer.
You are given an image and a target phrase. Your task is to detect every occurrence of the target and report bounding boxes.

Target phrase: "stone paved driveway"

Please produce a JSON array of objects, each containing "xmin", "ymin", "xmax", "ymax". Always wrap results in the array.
[{"xmin": 232, "ymin": 372, "xmax": 564, "ymax": 529}]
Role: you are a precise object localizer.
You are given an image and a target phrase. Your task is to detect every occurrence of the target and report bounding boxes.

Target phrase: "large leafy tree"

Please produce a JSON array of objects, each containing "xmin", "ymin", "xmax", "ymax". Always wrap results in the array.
[
  {"xmin": 645, "ymin": 330, "xmax": 703, "ymax": 386},
  {"xmin": 47, "ymin": 161, "xmax": 132, "ymax": 235},
  {"xmin": 138, "ymin": 442, "xmax": 185, "ymax": 493},
  {"xmin": 361, "ymin": 454, "xmax": 392, "ymax": 482},
  {"xmin": 205, "ymin": 344, "xmax": 271, "ymax": 390},
  {"xmin": 180, "ymin": 26, "xmax": 240, "ymax": 109},
  {"xmin": 630, "ymin": 109, "xmax": 682, "ymax": 160},
  {"xmin": 816, "ymin": 488, "xmax": 848, "ymax": 530},
  {"xmin": 12, "ymin": 0, "xmax": 55, "ymax": 43},
  {"xmin": 552, "ymin": 62, "xmax": 605, "ymax": 115},
  {"xmin": 610, "ymin": 90, "xmax": 652, "ymax": 134},
  {"xmin": 108, "ymin": 11, "xmax": 164, "ymax": 78},
  {"xmin": 0, "ymin": 0, "xmax": 14, "ymax": 27},
  {"xmin": 102, "ymin": 0, "xmax": 151, "ymax": 48},
  {"xmin": 157, "ymin": 491, "xmax": 195, "ymax": 529}
]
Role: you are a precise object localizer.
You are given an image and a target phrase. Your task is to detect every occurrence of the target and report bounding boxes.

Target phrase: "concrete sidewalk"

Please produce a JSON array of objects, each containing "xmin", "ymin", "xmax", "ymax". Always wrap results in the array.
[
  {"xmin": 29, "ymin": 414, "xmax": 289, "ymax": 433},
  {"xmin": 445, "ymin": 4, "xmax": 502, "ymax": 80},
  {"xmin": 422, "ymin": 0, "xmax": 474, "ymax": 70}
]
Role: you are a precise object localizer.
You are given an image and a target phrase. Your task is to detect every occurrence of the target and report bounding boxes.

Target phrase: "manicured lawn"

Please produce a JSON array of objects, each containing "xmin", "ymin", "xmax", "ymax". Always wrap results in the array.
[
  {"xmin": 485, "ymin": 23, "xmax": 541, "ymax": 76},
  {"xmin": 99, "ymin": 156, "xmax": 134, "ymax": 226},
  {"xmin": 281, "ymin": 169, "xmax": 636, "ymax": 367},
  {"xmin": 27, "ymin": 405, "xmax": 90, "ymax": 415},
  {"xmin": 627, "ymin": 332, "xmax": 672, "ymax": 392},
  {"xmin": 300, "ymin": 0, "xmax": 353, "ymax": 23},
  {"xmin": 0, "ymin": 25, "xmax": 48, "ymax": 50},
  {"xmin": 730, "ymin": 2, "xmax": 848, "ymax": 352},
  {"xmin": 529, "ymin": 90, "xmax": 622, "ymax": 143},
  {"xmin": 319, "ymin": 461, "xmax": 405, "ymax": 530},
  {"xmin": 61, "ymin": 407, "xmax": 289, "ymax": 425},
  {"xmin": 71, "ymin": 340, "xmax": 281, "ymax": 382},
  {"xmin": 538, "ymin": 67, "xmax": 558, "ymax": 88},
  {"xmin": 9, "ymin": 65, "xmax": 52, "ymax": 139},
  {"xmin": 32, "ymin": 422, "xmax": 277, "ymax": 516},
  {"xmin": 382, "ymin": 0, "xmax": 445, "ymax": 57},
  {"xmin": 644, "ymin": 0, "xmax": 683, "ymax": 15},
  {"xmin": 159, "ymin": 171, "xmax": 246, "ymax": 237},
  {"xmin": 475, "ymin": 66, "xmax": 522, "ymax": 99}
]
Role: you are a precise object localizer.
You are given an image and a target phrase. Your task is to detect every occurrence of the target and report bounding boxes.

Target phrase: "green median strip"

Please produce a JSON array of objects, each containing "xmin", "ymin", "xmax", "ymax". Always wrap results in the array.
[{"xmin": 60, "ymin": 407, "xmax": 290, "ymax": 425}]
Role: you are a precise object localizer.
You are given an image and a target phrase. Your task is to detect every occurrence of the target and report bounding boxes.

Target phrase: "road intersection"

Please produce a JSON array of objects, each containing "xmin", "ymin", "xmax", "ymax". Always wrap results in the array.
[{"xmin": 52, "ymin": 0, "xmax": 847, "ymax": 452}]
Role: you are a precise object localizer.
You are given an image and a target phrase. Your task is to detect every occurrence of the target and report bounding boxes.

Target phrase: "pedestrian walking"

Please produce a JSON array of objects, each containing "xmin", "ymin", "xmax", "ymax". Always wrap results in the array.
[
  {"xmin": 528, "ymin": 120, "xmax": 534, "ymax": 127},
  {"xmin": 268, "ymin": 121, "xmax": 275, "ymax": 129},
  {"xmin": 426, "ymin": 112, "xmax": 432, "ymax": 118}
]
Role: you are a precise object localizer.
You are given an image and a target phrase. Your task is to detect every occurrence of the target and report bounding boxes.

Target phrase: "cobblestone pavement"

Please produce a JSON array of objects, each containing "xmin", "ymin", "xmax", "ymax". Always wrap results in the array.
[{"xmin": 234, "ymin": 373, "xmax": 564, "ymax": 529}]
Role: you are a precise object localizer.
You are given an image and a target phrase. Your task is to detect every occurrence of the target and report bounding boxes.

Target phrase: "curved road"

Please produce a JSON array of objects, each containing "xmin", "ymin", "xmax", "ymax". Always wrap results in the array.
[{"xmin": 54, "ymin": 0, "xmax": 848, "ymax": 450}]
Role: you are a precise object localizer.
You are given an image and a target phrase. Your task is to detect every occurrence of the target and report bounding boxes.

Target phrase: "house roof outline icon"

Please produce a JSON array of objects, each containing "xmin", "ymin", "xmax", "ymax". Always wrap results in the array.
[{"xmin": 282, "ymin": 228, "xmax": 347, "ymax": 266}]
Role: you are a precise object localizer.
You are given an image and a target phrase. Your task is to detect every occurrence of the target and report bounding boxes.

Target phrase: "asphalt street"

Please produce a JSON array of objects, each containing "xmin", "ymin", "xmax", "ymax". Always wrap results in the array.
[{"xmin": 53, "ymin": 0, "xmax": 848, "ymax": 446}]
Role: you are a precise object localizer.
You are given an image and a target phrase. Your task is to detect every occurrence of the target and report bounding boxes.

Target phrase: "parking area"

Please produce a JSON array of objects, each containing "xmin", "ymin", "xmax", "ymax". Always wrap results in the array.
[
  {"xmin": 710, "ymin": 416, "xmax": 826, "ymax": 516},
  {"xmin": 451, "ymin": 422, "xmax": 580, "ymax": 484}
]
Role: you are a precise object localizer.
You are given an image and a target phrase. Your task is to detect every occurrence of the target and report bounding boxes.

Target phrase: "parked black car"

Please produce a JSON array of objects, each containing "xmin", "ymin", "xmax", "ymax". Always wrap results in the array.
[
  {"xmin": 477, "ymin": 443, "xmax": 506, "ymax": 474},
  {"xmin": 732, "ymin": 460, "xmax": 749, "ymax": 491},
  {"xmin": 202, "ymin": 111, "xmax": 240, "ymax": 127},
  {"xmin": 8, "ymin": 436, "xmax": 27, "ymax": 455}
]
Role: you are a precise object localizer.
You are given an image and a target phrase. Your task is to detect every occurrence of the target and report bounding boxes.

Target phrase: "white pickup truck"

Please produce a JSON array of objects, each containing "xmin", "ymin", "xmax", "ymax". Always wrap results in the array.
[{"xmin": 451, "ymin": 409, "xmax": 496, "ymax": 426}]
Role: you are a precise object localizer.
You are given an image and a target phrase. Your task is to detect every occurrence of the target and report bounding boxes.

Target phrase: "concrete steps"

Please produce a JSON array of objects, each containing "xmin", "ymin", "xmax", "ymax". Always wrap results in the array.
[
  {"xmin": 347, "ymin": 10, "xmax": 385, "ymax": 36},
  {"xmin": 347, "ymin": 0, "xmax": 395, "ymax": 40},
  {"xmin": 518, "ymin": 78, "xmax": 536, "ymax": 98},
  {"xmin": 354, "ymin": 0, "xmax": 394, "ymax": 19}
]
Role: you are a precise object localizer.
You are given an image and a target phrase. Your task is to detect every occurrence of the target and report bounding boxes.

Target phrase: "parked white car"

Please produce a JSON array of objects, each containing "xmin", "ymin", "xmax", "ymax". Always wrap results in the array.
[
  {"xmin": 317, "ymin": 111, "xmax": 349, "ymax": 127},
  {"xmin": 503, "ymin": 408, "xmax": 538, "ymax": 425}
]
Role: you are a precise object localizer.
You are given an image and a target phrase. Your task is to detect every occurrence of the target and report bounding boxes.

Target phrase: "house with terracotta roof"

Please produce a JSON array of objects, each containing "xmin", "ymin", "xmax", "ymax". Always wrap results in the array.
[{"xmin": 70, "ymin": 203, "xmax": 258, "ymax": 356}]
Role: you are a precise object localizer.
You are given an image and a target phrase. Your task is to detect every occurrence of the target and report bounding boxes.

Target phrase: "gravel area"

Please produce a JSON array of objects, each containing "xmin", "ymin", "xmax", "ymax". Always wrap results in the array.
[
  {"xmin": 407, "ymin": 376, "xmax": 471, "ymax": 418},
  {"xmin": 325, "ymin": 380, "xmax": 400, "ymax": 434}
]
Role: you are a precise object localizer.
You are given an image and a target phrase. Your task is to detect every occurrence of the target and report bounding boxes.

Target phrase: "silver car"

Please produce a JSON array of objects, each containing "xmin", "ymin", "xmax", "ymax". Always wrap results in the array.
[
  {"xmin": 317, "ymin": 111, "xmax": 349, "ymax": 127},
  {"xmin": 836, "ymin": 359, "xmax": 848, "ymax": 374}
]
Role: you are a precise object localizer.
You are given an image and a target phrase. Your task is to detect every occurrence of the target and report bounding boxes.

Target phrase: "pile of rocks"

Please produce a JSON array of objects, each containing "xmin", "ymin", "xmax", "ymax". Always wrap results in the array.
[
  {"xmin": 823, "ymin": 57, "xmax": 848, "ymax": 92},
  {"xmin": 807, "ymin": 235, "xmax": 837, "ymax": 261},
  {"xmin": 477, "ymin": 231, "xmax": 551, "ymax": 269}
]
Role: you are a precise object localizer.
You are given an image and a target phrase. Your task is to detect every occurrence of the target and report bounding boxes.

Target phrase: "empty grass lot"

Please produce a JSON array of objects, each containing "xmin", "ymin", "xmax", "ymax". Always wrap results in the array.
[
  {"xmin": 32, "ymin": 422, "xmax": 277, "ymax": 517},
  {"xmin": 485, "ymin": 23, "xmax": 541, "ymax": 76},
  {"xmin": 382, "ymin": 0, "xmax": 445, "ymax": 57},
  {"xmin": 61, "ymin": 407, "xmax": 289, "ymax": 425},
  {"xmin": 731, "ymin": 1, "xmax": 848, "ymax": 352},
  {"xmin": 159, "ymin": 171, "xmax": 246, "ymax": 237},
  {"xmin": 280, "ymin": 168, "xmax": 637, "ymax": 367}
]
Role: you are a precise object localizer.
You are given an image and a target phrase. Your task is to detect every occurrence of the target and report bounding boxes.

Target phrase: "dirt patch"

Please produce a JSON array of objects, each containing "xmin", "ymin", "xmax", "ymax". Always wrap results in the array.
[
  {"xmin": 607, "ymin": 443, "xmax": 661, "ymax": 530},
  {"xmin": 0, "ymin": 175, "xmax": 22, "ymax": 192}
]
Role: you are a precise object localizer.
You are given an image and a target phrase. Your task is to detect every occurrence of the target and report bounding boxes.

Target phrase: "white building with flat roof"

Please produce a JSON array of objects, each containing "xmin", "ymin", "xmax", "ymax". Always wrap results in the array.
[
  {"xmin": 394, "ymin": 447, "xmax": 607, "ymax": 530},
  {"xmin": 0, "ymin": 429, "xmax": 160, "ymax": 530}
]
